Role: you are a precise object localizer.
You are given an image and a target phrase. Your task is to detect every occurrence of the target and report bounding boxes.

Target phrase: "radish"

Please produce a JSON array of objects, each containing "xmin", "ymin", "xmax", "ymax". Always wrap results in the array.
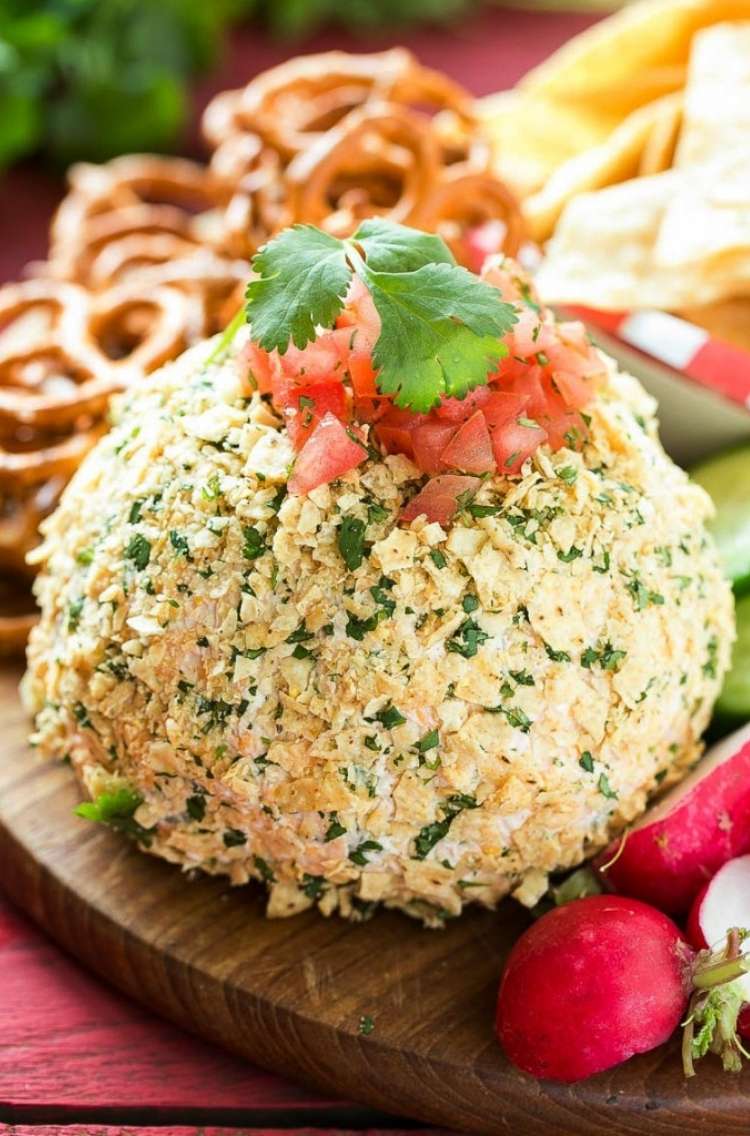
[
  {"xmin": 740, "ymin": 1005, "xmax": 750, "ymax": 1041},
  {"xmin": 496, "ymin": 894, "xmax": 750, "ymax": 1082},
  {"xmin": 596, "ymin": 724, "xmax": 750, "ymax": 915},
  {"xmin": 687, "ymin": 856, "xmax": 750, "ymax": 953},
  {"xmin": 496, "ymin": 895, "xmax": 694, "ymax": 1082},
  {"xmin": 684, "ymin": 857, "xmax": 750, "ymax": 1071}
]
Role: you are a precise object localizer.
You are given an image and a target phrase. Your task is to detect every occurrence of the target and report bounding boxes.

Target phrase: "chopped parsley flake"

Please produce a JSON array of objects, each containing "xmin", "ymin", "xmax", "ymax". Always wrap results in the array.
[
  {"xmin": 359, "ymin": 1014, "xmax": 375, "ymax": 1035},
  {"xmin": 626, "ymin": 575, "xmax": 665, "ymax": 611},
  {"xmin": 557, "ymin": 546, "xmax": 583, "ymax": 563},
  {"xmin": 125, "ymin": 532, "xmax": 151, "ymax": 571},
  {"xmin": 254, "ymin": 855, "xmax": 275, "ymax": 882},
  {"xmin": 466, "ymin": 503, "xmax": 502, "ymax": 518},
  {"xmin": 446, "ymin": 617, "xmax": 489, "ymax": 659},
  {"xmin": 186, "ymin": 793, "xmax": 206, "ymax": 821},
  {"xmin": 223, "ymin": 828, "xmax": 247, "ymax": 847},
  {"xmin": 338, "ymin": 515, "xmax": 367, "ymax": 571},
  {"xmin": 417, "ymin": 728, "xmax": 439, "ymax": 753},
  {"xmin": 367, "ymin": 503, "xmax": 389, "ymax": 525},
  {"xmin": 325, "ymin": 816, "xmax": 347, "ymax": 842},
  {"xmin": 703, "ymin": 635, "xmax": 719, "ymax": 679},
  {"xmin": 242, "ymin": 525, "xmax": 267, "ymax": 560},
  {"xmin": 413, "ymin": 793, "xmax": 478, "ymax": 860},
  {"xmin": 582, "ymin": 643, "xmax": 627, "ymax": 672},
  {"xmin": 169, "ymin": 530, "xmax": 191, "ymax": 558},
  {"xmin": 68, "ymin": 597, "xmax": 84, "ymax": 632},
  {"xmin": 579, "ymin": 751, "xmax": 594, "ymax": 773},
  {"xmin": 287, "ymin": 624, "xmax": 314, "ymax": 643},
  {"xmin": 345, "ymin": 610, "xmax": 384, "ymax": 640},
  {"xmin": 349, "ymin": 839, "xmax": 383, "ymax": 866},
  {"xmin": 375, "ymin": 703, "xmax": 406, "ymax": 729},
  {"xmin": 598, "ymin": 772, "xmax": 618, "ymax": 800},
  {"xmin": 510, "ymin": 669, "xmax": 534, "ymax": 686},
  {"xmin": 301, "ymin": 873, "xmax": 325, "ymax": 900},
  {"xmin": 429, "ymin": 548, "xmax": 447, "ymax": 568},
  {"xmin": 545, "ymin": 643, "xmax": 571, "ymax": 664}
]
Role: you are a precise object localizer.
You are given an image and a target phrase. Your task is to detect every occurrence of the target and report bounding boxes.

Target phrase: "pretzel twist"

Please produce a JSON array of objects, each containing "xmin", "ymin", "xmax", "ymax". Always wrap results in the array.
[{"xmin": 418, "ymin": 166, "xmax": 524, "ymax": 261}]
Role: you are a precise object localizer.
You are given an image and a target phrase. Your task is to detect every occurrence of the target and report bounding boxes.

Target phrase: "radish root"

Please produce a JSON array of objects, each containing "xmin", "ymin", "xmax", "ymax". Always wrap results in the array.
[{"xmin": 682, "ymin": 927, "xmax": 750, "ymax": 1077}]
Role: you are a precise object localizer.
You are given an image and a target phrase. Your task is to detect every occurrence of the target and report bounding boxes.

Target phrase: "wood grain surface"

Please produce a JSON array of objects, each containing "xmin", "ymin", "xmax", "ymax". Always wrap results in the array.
[
  {"xmin": 2, "ymin": 1129, "xmax": 431, "ymax": 1135},
  {"xmin": 2, "ymin": 664, "xmax": 750, "ymax": 1136}
]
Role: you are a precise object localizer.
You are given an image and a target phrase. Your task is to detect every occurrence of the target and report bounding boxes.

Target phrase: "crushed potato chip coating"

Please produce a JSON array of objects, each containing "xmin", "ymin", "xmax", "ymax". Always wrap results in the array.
[{"xmin": 23, "ymin": 333, "xmax": 734, "ymax": 924}]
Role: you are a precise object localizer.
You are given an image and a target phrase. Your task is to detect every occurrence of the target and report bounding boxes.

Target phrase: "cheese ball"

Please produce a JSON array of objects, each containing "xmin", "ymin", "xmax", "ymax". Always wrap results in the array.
[{"xmin": 23, "ymin": 334, "xmax": 734, "ymax": 924}]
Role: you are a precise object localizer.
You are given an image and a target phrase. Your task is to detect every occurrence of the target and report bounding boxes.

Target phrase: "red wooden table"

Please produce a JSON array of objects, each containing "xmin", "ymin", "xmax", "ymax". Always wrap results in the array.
[{"xmin": 0, "ymin": 8, "xmax": 598, "ymax": 1134}]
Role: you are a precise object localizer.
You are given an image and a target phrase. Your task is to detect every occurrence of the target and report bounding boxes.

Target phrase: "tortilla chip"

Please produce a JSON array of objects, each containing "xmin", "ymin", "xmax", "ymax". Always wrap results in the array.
[
  {"xmin": 535, "ymin": 20, "xmax": 750, "ymax": 312},
  {"xmin": 477, "ymin": 90, "xmax": 610, "ymax": 198},
  {"xmin": 479, "ymin": 0, "xmax": 750, "ymax": 207},
  {"xmin": 521, "ymin": 0, "xmax": 750, "ymax": 109},
  {"xmin": 523, "ymin": 93, "xmax": 682, "ymax": 242},
  {"xmin": 674, "ymin": 21, "xmax": 750, "ymax": 166},
  {"xmin": 638, "ymin": 96, "xmax": 683, "ymax": 175},
  {"xmin": 536, "ymin": 159, "xmax": 750, "ymax": 310}
]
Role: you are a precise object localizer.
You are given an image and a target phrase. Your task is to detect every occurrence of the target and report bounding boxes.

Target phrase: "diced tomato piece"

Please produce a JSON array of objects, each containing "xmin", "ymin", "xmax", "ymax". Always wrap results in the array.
[
  {"xmin": 440, "ymin": 411, "xmax": 495, "ymax": 474},
  {"xmin": 490, "ymin": 419, "xmax": 548, "ymax": 477},
  {"xmin": 377, "ymin": 406, "xmax": 427, "ymax": 431},
  {"xmin": 348, "ymin": 352, "xmax": 379, "ymax": 399},
  {"xmin": 434, "ymin": 386, "xmax": 492, "ymax": 423},
  {"xmin": 337, "ymin": 276, "xmax": 380, "ymax": 353},
  {"xmin": 412, "ymin": 420, "xmax": 457, "ymax": 474},
  {"xmin": 354, "ymin": 397, "xmax": 391, "ymax": 424},
  {"xmin": 488, "ymin": 352, "xmax": 532, "ymax": 386},
  {"xmin": 278, "ymin": 332, "xmax": 344, "ymax": 381},
  {"xmin": 481, "ymin": 256, "xmax": 539, "ymax": 306},
  {"xmin": 289, "ymin": 412, "xmax": 367, "ymax": 495},
  {"xmin": 377, "ymin": 425, "xmax": 416, "ymax": 460},
  {"xmin": 463, "ymin": 220, "xmax": 508, "ymax": 274},
  {"xmin": 482, "ymin": 390, "xmax": 530, "ymax": 431},
  {"xmin": 401, "ymin": 475, "xmax": 481, "ymax": 526},
  {"xmin": 543, "ymin": 409, "xmax": 589, "ymax": 451},
  {"xmin": 550, "ymin": 368, "xmax": 594, "ymax": 412},
  {"xmin": 280, "ymin": 379, "xmax": 348, "ymax": 450},
  {"xmin": 505, "ymin": 366, "xmax": 549, "ymax": 420},
  {"xmin": 508, "ymin": 307, "xmax": 557, "ymax": 359},
  {"xmin": 242, "ymin": 341, "xmax": 279, "ymax": 394}
]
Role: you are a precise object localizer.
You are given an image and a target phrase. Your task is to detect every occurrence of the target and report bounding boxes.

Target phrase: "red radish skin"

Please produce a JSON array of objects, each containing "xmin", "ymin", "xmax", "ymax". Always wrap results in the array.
[
  {"xmin": 740, "ymin": 1006, "xmax": 750, "ymax": 1041},
  {"xmin": 496, "ymin": 895, "xmax": 693, "ymax": 1083},
  {"xmin": 596, "ymin": 725, "xmax": 750, "ymax": 915}
]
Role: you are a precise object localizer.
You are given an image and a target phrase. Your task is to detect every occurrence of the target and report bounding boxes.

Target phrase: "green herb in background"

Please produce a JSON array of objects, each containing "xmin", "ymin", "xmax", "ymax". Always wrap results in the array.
[
  {"xmin": 0, "ymin": 0, "xmax": 229, "ymax": 168},
  {"xmin": 0, "ymin": 0, "xmax": 620, "ymax": 170},
  {"xmin": 255, "ymin": 0, "xmax": 472, "ymax": 38}
]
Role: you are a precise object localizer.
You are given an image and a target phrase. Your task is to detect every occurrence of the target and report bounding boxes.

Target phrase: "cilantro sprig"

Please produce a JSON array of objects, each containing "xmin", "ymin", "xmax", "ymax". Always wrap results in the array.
[{"xmin": 245, "ymin": 218, "xmax": 517, "ymax": 414}]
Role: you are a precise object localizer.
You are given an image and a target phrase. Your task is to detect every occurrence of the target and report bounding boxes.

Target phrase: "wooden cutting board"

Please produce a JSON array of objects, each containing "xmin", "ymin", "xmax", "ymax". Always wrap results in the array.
[{"xmin": 1, "ymin": 665, "xmax": 748, "ymax": 1136}]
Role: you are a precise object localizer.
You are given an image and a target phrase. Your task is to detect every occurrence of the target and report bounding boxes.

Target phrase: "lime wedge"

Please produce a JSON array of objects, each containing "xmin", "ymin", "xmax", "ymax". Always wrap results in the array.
[
  {"xmin": 718, "ymin": 592, "xmax": 750, "ymax": 723},
  {"xmin": 691, "ymin": 445, "xmax": 750, "ymax": 594}
]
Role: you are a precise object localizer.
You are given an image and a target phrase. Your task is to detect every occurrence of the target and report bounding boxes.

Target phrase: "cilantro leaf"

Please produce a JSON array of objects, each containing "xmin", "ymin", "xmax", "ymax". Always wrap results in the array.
[
  {"xmin": 353, "ymin": 217, "xmax": 454, "ymax": 273},
  {"xmin": 245, "ymin": 220, "xmax": 518, "ymax": 414},
  {"xmin": 75, "ymin": 785, "xmax": 153, "ymax": 845},
  {"xmin": 76, "ymin": 786, "xmax": 141, "ymax": 824},
  {"xmin": 246, "ymin": 225, "xmax": 352, "ymax": 352},
  {"xmin": 361, "ymin": 262, "xmax": 514, "ymax": 412}
]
